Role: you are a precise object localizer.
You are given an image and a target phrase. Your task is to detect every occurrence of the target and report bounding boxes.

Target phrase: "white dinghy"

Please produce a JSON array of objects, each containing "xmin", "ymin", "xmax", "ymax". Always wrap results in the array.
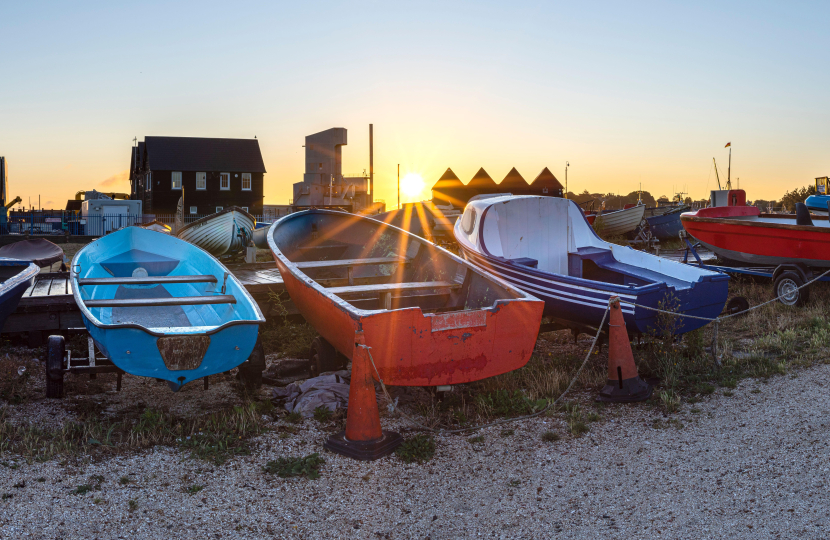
[{"xmin": 176, "ymin": 207, "xmax": 255, "ymax": 258}]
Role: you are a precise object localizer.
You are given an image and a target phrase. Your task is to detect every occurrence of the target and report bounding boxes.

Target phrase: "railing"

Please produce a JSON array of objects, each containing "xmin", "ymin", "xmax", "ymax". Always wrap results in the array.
[{"xmin": 0, "ymin": 212, "xmax": 290, "ymax": 236}]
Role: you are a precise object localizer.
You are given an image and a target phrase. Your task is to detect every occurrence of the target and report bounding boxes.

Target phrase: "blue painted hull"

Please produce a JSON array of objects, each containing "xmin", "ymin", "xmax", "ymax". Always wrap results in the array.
[
  {"xmin": 459, "ymin": 247, "xmax": 727, "ymax": 335},
  {"xmin": 805, "ymin": 195, "xmax": 830, "ymax": 214},
  {"xmin": 646, "ymin": 212, "xmax": 684, "ymax": 240},
  {"xmin": 0, "ymin": 259, "xmax": 39, "ymax": 333},
  {"xmin": 73, "ymin": 228, "xmax": 265, "ymax": 389}
]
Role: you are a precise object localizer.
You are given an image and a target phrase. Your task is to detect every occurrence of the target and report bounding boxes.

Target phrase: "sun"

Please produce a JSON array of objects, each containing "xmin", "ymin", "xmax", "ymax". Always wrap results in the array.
[{"xmin": 400, "ymin": 172, "xmax": 425, "ymax": 199}]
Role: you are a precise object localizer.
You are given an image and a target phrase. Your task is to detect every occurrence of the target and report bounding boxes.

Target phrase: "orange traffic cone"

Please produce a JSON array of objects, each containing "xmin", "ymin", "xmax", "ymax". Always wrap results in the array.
[
  {"xmin": 597, "ymin": 296, "xmax": 653, "ymax": 403},
  {"xmin": 324, "ymin": 331, "xmax": 402, "ymax": 460}
]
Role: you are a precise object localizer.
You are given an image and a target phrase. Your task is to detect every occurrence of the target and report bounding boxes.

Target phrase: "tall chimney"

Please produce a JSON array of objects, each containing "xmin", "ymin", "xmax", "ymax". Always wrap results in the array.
[{"xmin": 369, "ymin": 124, "xmax": 374, "ymax": 205}]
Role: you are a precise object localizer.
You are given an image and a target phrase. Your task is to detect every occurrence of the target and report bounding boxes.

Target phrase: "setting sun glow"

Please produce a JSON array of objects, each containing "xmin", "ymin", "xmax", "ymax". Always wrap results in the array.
[{"xmin": 400, "ymin": 172, "xmax": 425, "ymax": 199}]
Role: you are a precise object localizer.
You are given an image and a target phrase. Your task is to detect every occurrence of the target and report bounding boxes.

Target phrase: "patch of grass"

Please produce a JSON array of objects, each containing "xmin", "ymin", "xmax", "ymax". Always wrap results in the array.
[
  {"xmin": 722, "ymin": 390, "xmax": 734, "ymax": 397},
  {"xmin": 476, "ymin": 390, "xmax": 537, "ymax": 417},
  {"xmin": 312, "ymin": 406, "xmax": 332, "ymax": 423},
  {"xmin": 586, "ymin": 412, "xmax": 601, "ymax": 423},
  {"xmin": 395, "ymin": 435, "xmax": 436, "ymax": 464},
  {"xmin": 508, "ymin": 479, "xmax": 521, "ymax": 487},
  {"xmin": 93, "ymin": 498, "xmax": 104, "ymax": 504},
  {"xmin": 263, "ymin": 453, "xmax": 325, "ymax": 480},
  {"xmin": 128, "ymin": 499, "xmax": 138, "ymax": 512},
  {"xmin": 751, "ymin": 388, "xmax": 761, "ymax": 394},
  {"xmin": 119, "ymin": 476, "xmax": 131, "ymax": 485},
  {"xmin": 285, "ymin": 412, "xmax": 304, "ymax": 425},
  {"xmin": 1, "ymin": 494, "xmax": 12, "ymax": 500},
  {"xmin": 72, "ymin": 484, "xmax": 92, "ymax": 495},
  {"xmin": 569, "ymin": 419, "xmax": 589, "ymax": 437},
  {"xmin": 35, "ymin": 477, "xmax": 45, "ymax": 482},
  {"xmin": 499, "ymin": 429, "xmax": 515, "ymax": 438},
  {"xmin": 541, "ymin": 431, "xmax": 560, "ymax": 442},
  {"xmin": 719, "ymin": 376, "xmax": 738, "ymax": 389},
  {"xmin": 695, "ymin": 383, "xmax": 715, "ymax": 395},
  {"xmin": 690, "ymin": 408, "xmax": 701, "ymax": 414},
  {"xmin": 185, "ymin": 484, "xmax": 204, "ymax": 495},
  {"xmin": 12, "ymin": 480, "xmax": 24, "ymax": 489},
  {"xmin": 659, "ymin": 389, "xmax": 681, "ymax": 414},
  {"xmin": 260, "ymin": 293, "xmax": 318, "ymax": 357},
  {"xmin": 467, "ymin": 435, "xmax": 484, "ymax": 444}
]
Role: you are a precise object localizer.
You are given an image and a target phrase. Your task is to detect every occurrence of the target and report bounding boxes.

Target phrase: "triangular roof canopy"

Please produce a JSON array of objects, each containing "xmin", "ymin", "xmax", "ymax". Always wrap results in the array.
[
  {"xmin": 431, "ymin": 168, "xmax": 463, "ymax": 190},
  {"xmin": 530, "ymin": 167, "xmax": 564, "ymax": 190},
  {"xmin": 499, "ymin": 168, "xmax": 529, "ymax": 191},
  {"xmin": 431, "ymin": 168, "xmax": 470, "ymax": 206},
  {"xmin": 467, "ymin": 168, "xmax": 498, "ymax": 191}
]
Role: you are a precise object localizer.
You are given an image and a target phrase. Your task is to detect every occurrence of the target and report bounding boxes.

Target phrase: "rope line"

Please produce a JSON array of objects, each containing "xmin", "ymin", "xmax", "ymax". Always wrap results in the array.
[{"xmin": 358, "ymin": 304, "xmax": 611, "ymax": 435}]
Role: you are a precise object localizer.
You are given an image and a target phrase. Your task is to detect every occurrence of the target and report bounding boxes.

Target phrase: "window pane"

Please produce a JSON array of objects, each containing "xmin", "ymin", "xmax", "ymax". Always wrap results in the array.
[
  {"xmin": 172, "ymin": 172, "xmax": 182, "ymax": 189},
  {"xmin": 242, "ymin": 173, "xmax": 251, "ymax": 190},
  {"xmin": 190, "ymin": 206, "xmax": 197, "ymax": 214},
  {"xmin": 216, "ymin": 206, "xmax": 223, "ymax": 212},
  {"xmin": 196, "ymin": 173, "xmax": 206, "ymax": 190},
  {"xmin": 220, "ymin": 173, "xmax": 229, "ymax": 189}
]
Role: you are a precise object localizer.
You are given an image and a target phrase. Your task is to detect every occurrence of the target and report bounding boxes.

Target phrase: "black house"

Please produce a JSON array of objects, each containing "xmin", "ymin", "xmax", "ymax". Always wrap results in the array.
[{"xmin": 130, "ymin": 137, "xmax": 266, "ymax": 215}]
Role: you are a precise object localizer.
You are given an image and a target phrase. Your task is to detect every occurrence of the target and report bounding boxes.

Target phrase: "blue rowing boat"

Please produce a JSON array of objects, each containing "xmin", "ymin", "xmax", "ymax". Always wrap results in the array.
[
  {"xmin": 0, "ymin": 258, "xmax": 39, "ymax": 332},
  {"xmin": 454, "ymin": 196, "xmax": 729, "ymax": 335},
  {"xmin": 643, "ymin": 205, "xmax": 688, "ymax": 240},
  {"xmin": 71, "ymin": 227, "xmax": 265, "ymax": 390}
]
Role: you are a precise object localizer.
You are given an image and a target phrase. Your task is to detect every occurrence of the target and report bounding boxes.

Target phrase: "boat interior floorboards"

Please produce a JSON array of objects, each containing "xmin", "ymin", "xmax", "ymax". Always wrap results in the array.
[{"xmin": 110, "ymin": 285, "xmax": 192, "ymax": 327}]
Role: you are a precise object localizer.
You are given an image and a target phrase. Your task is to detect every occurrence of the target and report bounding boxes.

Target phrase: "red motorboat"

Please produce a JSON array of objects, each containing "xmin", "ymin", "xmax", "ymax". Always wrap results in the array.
[
  {"xmin": 681, "ymin": 190, "xmax": 830, "ymax": 267},
  {"xmin": 266, "ymin": 209, "xmax": 544, "ymax": 386}
]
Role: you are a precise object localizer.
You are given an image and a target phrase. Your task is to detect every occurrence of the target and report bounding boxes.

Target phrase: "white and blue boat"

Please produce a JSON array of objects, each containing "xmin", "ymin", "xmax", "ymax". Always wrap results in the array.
[
  {"xmin": 454, "ymin": 196, "xmax": 729, "ymax": 335},
  {"xmin": 0, "ymin": 258, "xmax": 39, "ymax": 332},
  {"xmin": 805, "ymin": 195, "xmax": 830, "ymax": 215},
  {"xmin": 71, "ymin": 227, "xmax": 265, "ymax": 390}
]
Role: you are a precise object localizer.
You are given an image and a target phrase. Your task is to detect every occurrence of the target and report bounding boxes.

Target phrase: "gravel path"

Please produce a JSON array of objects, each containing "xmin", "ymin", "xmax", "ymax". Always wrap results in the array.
[{"xmin": 1, "ymin": 365, "xmax": 828, "ymax": 539}]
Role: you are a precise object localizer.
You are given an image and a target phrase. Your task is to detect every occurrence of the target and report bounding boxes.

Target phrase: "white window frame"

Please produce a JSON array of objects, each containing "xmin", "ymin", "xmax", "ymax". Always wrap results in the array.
[
  {"xmin": 145, "ymin": 172, "xmax": 152, "ymax": 191},
  {"xmin": 189, "ymin": 206, "xmax": 197, "ymax": 215},
  {"xmin": 241, "ymin": 173, "xmax": 251, "ymax": 191},
  {"xmin": 196, "ymin": 172, "xmax": 206, "ymax": 190},
  {"xmin": 171, "ymin": 171, "xmax": 182, "ymax": 190},
  {"xmin": 242, "ymin": 206, "xmax": 249, "ymax": 213},
  {"xmin": 220, "ymin": 173, "xmax": 230, "ymax": 190},
  {"xmin": 216, "ymin": 206, "xmax": 223, "ymax": 213}
]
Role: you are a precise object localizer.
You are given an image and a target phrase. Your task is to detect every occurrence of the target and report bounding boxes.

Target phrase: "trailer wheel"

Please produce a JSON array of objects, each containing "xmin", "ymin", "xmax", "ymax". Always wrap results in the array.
[
  {"xmin": 45, "ymin": 335, "xmax": 65, "ymax": 399},
  {"xmin": 774, "ymin": 271, "xmax": 809, "ymax": 307},
  {"xmin": 309, "ymin": 337, "xmax": 339, "ymax": 377},
  {"xmin": 238, "ymin": 338, "xmax": 265, "ymax": 388}
]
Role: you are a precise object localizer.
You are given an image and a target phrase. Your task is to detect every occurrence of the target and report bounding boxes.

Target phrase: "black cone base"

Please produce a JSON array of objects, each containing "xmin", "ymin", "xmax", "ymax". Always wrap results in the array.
[
  {"xmin": 597, "ymin": 376, "xmax": 653, "ymax": 403},
  {"xmin": 324, "ymin": 430, "xmax": 403, "ymax": 461}
]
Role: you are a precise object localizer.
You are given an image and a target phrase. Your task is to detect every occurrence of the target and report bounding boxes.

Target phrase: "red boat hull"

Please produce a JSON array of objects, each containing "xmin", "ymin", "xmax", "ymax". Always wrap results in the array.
[
  {"xmin": 275, "ymin": 257, "xmax": 543, "ymax": 387},
  {"xmin": 681, "ymin": 207, "xmax": 830, "ymax": 267}
]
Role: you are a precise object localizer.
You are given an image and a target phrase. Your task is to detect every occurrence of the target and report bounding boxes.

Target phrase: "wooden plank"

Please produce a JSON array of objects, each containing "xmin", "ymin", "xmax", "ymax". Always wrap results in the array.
[
  {"xmin": 79, "ymin": 275, "xmax": 217, "ymax": 286},
  {"xmin": 326, "ymin": 281, "xmax": 459, "ymax": 296},
  {"xmin": 84, "ymin": 295, "xmax": 237, "ymax": 308},
  {"xmin": 30, "ymin": 278, "xmax": 52, "ymax": 297},
  {"xmin": 48, "ymin": 276, "xmax": 69, "ymax": 296},
  {"xmin": 294, "ymin": 257, "xmax": 409, "ymax": 269}
]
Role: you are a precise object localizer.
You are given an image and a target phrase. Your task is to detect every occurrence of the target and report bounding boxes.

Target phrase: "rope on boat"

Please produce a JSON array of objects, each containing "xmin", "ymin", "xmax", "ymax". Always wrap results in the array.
[{"xmin": 358, "ymin": 304, "xmax": 611, "ymax": 435}]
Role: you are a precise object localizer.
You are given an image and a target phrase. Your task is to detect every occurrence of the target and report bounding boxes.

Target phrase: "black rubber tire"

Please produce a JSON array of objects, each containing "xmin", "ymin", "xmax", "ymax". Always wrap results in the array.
[
  {"xmin": 774, "ymin": 271, "xmax": 809, "ymax": 307},
  {"xmin": 309, "ymin": 337, "xmax": 339, "ymax": 377},
  {"xmin": 724, "ymin": 296, "xmax": 750, "ymax": 316},
  {"xmin": 45, "ymin": 335, "xmax": 65, "ymax": 399},
  {"xmin": 238, "ymin": 339, "xmax": 265, "ymax": 388}
]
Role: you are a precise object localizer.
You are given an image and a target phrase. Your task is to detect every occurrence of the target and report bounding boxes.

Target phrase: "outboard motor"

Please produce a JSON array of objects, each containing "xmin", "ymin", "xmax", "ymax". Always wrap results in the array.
[{"xmin": 795, "ymin": 202, "xmax": 813, "ymax": 226}]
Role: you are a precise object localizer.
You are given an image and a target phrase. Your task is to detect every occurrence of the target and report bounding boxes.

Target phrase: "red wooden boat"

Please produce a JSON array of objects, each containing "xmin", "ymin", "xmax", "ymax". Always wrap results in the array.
[
  {"xmin": 267, "ymin": 209, "xmax": 544, "ymax": 386},
  {"xmin": 681, "ymin": 190, "xmax": 830, "ymax": 267}
]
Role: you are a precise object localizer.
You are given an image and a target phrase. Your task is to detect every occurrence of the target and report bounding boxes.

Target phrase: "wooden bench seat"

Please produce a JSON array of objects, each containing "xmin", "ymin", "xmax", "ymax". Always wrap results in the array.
[
  {"xmin": 79, "ymin": 275, "xmax": 218, "ymax": 286},
  {"xmin": 326, "ymin": 281, "xmax": 459, "ymax": 296},
  {"xmin": 84, "ymin": 295, "xmax": 236, "ymax": 308},
  {"xmin": 294, "ymin": 257, "xmax": 410, "ymax": 270}
]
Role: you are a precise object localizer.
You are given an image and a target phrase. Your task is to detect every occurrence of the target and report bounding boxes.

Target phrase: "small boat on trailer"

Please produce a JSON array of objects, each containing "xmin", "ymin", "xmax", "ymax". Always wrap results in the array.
[
  {"xmin": 455, "ymin": 196, "xmax": 729, "ymax": 335},
  {"xmin": 266, "ymin": 209, "xmax": 544, "ymax": 385},
  {"xmin": 804, "ymin": 176, "xmax": 829, "ymax": 215},
  {"xmin": 176, "ymin": 206, "xmax": 255, "ymax": 258},
  {"xmin": 641, "ymin": 205, "xmax": 689, "ymax": 240},
  {"xmin": 593, "ymin": 204, "xmax": 646, "ymax": 237},
  {"xmin": 0, "ymin": 258, "xmax": 39, "ymax": 332},
  {"xmin": 49, "ymin": 227, "xmax": 265, "ymax": 397},
  {"xmin": 682, "ymin": 191, "xmax": 830, "ymax": 305}
]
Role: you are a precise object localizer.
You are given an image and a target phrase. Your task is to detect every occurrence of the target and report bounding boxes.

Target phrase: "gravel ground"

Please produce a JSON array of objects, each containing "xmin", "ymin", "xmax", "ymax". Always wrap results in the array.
[{"xmin": 1, "ymin": 364, "xmax": 828, "ymax": 539}]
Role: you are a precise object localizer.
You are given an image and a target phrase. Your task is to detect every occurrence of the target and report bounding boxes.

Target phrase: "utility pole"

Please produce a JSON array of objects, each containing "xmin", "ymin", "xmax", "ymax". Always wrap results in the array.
[
  {"xmin": 565, "ymin": 162, "xmax": 569, "ymax": 199},
  {"xmin": 369, "ymin": 124, "xmax": 374, "ymax": 206},
  {"xmin": 397, "ymin": 164, "xmax": 400, "ymax": 209},
  {"xmin": 725, "ymin": 142, "xmax": 732, "ymax": 190}
]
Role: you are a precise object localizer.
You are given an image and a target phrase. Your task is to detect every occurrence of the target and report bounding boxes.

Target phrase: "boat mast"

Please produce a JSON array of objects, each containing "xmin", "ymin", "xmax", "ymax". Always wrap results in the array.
[
  {"xmin": 565, "ymin": 162, "xmax": 569, "ymax": 199},
  {"xmin": 713, "ymin": 157, "xmax": 722, "ymax": 190},
  {"xmin": 725, "ymin": 142, "xmax": 732, "ymax": 190}
]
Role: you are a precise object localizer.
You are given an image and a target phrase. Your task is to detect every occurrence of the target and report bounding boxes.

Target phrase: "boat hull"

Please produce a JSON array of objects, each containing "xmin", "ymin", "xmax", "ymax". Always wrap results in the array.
[
  {"xmin": 805, "ymin": 195, "xmax": 830, "ymax": 215},
  {"xmin": 252, "ymin": 223, "xmax": 272, "ymax": 249},
  {"xmin": 459, "ymin": 246, "xmax": 724, "ymax": 335},
  {"xmin": 593, "ymin": 205, "xmax": 646, "ymax": 236},
  {"xmin": 0, "ymin": 259, "xmax": 39, "ymax": 333},
  {"xmin": 681, "ymin": 212, "xmax": 830, "ymax": 267},
  {"xmin": 269, "ymin": 210, "xmax": 544, "ymax": 387},
  {"xmin": 646, "ymin": 212, "xmax": 684, "ymax": 240},
  {"xmin": 176, "ymin": 207, "xmax": 255, "ymax": 257}
]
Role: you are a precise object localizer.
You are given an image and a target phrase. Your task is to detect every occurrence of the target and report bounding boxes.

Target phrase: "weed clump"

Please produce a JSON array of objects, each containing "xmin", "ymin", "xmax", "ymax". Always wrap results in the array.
[
  {"xmin": 396, "ymin": 434, "xmax": 436, "ymax": 464},
  {"xmin": 313, "ymin": 406, "xmax": 332, "ymax": 423},
  {"xmin": 263, "ymin": 453, "xmax": 325, "ymax": 480},
  {"xmin": 541, "ymin": 431, "xmax": 560, "ymax": 442}
]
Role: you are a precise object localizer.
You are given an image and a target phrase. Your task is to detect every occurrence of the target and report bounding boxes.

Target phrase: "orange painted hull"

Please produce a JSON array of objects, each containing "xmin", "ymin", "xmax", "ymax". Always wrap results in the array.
[{"xmin": 275, "ymin": 257, "xmax": 543, "ymax": 387}]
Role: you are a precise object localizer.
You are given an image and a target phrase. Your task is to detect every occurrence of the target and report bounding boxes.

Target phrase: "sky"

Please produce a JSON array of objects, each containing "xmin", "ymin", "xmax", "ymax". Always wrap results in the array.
[{"xmin": 2, "ymin": 1, "xmax": 829, "ymax": 210}]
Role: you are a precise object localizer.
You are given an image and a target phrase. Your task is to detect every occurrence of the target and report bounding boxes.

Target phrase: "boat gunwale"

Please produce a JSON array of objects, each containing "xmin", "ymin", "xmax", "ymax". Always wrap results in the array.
[
  {"xmin": 267, "ymin": 209, "xmax": 542, "ymax": 320},
  {"xmin": 0, "ymin": 258, "xmax": 40, "ymax": 296},
  {"xmin": 71, "ymin": 228, "xmax": 265, "ymax": 335},
  {"xmin": 681, "ymin": 213, "xmax": 830, "ymax": 234}
]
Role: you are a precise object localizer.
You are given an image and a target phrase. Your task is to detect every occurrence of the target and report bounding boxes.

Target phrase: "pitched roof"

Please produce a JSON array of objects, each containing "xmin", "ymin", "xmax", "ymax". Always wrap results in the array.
[
  {"xmin": 431, "ymin": 168, "xmax": 463, "ymax": 190},
  {"xmin": 498, "ymin": 168, "xmax": 529, "ymax": 191},
  {"xmin": 530, "ymin": 167, "xmax": 564, "ymax": 191},
  {"xmin": 431, "ymin": 168, "xmax": 471, "ymax": 206},
  {"xmin": 467, "ymin": 168, "xmax": 498, "ymax": 191},
  {"xmin": 143, "ymin": 137, "xmax": 266, "ymax": 173}
]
